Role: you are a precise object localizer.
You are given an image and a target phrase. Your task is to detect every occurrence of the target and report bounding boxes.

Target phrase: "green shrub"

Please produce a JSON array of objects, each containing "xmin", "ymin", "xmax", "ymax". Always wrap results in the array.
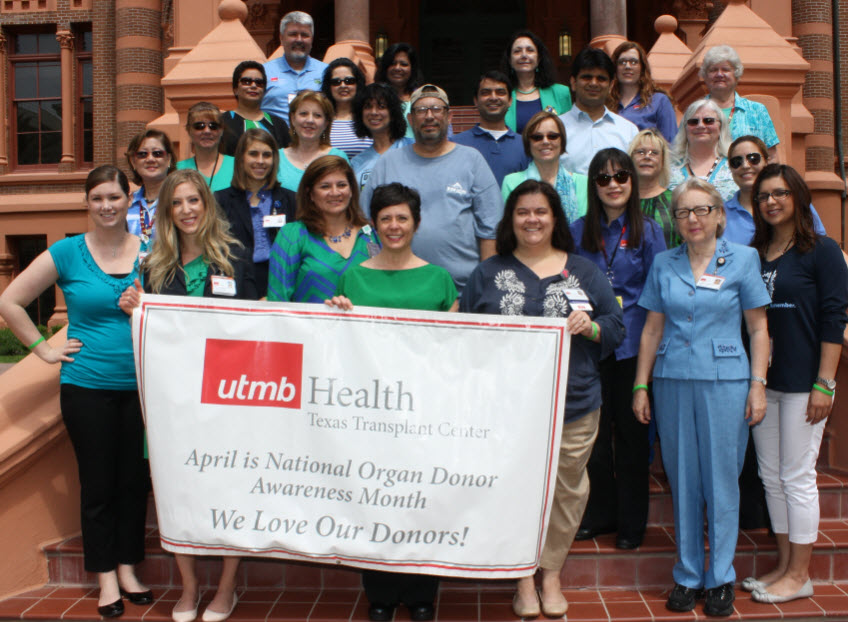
[{"xmin": 0, "ymin": 325, "xmax": 62, "ymax": 356}]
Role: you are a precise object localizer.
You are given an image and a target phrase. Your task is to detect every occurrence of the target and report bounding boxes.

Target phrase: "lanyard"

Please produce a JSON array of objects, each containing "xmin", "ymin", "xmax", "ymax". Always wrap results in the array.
[
  {"xmin": 601, "ymin": 223, "xmax": 626, "ymax": 284},
  {"xmin": 139, "ymin": 200, "xmax": 154, "ymax": 237}
]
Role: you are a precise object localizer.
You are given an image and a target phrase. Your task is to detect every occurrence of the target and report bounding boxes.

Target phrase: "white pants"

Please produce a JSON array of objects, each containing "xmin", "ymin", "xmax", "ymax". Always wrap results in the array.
[{"xmin": 752, "ymin": 389, "xmax": 826, "ymax": 544}]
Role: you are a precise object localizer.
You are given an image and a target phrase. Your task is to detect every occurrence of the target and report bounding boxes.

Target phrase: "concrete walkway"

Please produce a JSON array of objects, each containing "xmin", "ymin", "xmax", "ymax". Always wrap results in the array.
[{"xmin": 0, "ymin": 363, "xmax": 15, "ymax": 375}]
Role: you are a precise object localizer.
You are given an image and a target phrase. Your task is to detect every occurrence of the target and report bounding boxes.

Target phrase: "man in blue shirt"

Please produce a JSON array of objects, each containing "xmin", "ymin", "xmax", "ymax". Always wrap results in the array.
[
  {"xmin": 452, "ymin": 71, "xmax": 529, "ymax": 186},
  {"xmin": 261, "ymin": 11, "xmax": 327, "ymax": 123},
  {"xmin": 559, "ymin": 48, "xmax": 638, "ymax": 176}
]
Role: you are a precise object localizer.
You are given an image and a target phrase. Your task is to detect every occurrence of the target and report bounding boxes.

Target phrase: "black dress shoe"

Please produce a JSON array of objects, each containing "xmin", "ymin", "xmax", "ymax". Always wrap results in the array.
[
  {"xmin": 615, "ymin": 535, "xmax": 643, "ymax": 550},
  {"xmin": 703, "ymin": 583, "xmax": 735, "ymax": 617},
  {"xmin": 97, "ymin": 598, "xmax": 125, "ymax": 618},
  {"xmin": 120, "ymin": 588, "xmax": 154, "ymax": 605},
  {"xmin": 409, "ymin": 602, "xmax": 435, "ymax": 621},
  {"xmin": 367, "ymin": 603, "xmax": 395, "ymax": 621},
  {"xmin": 665, "ymin": 584, "xmax": 704, "ymax": 612},
  {"xmin": 574, "ymin": 525, "xmax": 615, "ymax": 541}
]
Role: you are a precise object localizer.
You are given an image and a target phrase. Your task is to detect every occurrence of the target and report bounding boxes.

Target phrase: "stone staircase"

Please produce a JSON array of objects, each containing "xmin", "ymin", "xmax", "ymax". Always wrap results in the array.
[{"xmin": 2, "ymin": 470, "xmax": 848, "ymax": 621}]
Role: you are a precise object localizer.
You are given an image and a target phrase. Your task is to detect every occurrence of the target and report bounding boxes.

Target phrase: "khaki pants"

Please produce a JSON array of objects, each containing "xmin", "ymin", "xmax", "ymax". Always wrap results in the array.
[{"xmin": 540, "ymin": 408, "xmax": 600, "ymax": 570}]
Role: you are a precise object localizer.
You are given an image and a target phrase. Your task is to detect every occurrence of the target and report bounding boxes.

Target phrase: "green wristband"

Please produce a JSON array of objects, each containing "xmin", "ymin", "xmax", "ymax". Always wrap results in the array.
[
  {"xmin": 590, "ymin": 321, "xmax": 598, "ymax": 340},
  {"xmin": 28, "ymin": 336, "xmax": 45, "ymax": 350},
  {"xmin": 633, "ymin": 384, "xmax": 649, "ymax": 394},
  {"xmin": 813, "ymin": 383, "xmax": 835, "ymax": 397}
]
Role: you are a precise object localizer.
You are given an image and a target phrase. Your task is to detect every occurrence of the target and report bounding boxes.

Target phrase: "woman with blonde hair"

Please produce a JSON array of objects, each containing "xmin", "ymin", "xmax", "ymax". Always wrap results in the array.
[
  {"xmin": 120, "ymin": 169, "xmax": 256, "ymax": 622},
  {"xmin": 628, "ymin": 128, "xmax": 679, "ymax": 248},
  {"xmin": 278, "ymin": 90, "xmax": 349, "ymax": 192},
  {"xmin": 268, "ymin": 155, "xmax": 379, "ymax": 302},
  {"xmin": 176, "ymin": 102, "xmax": 235, "ymax": 192}
]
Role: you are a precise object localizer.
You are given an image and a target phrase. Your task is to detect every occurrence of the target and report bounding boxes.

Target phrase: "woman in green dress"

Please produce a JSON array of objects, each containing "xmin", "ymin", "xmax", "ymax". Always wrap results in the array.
[{"xmin": 325, "ymin": 183, "xmax": 457, "ymax": 622}]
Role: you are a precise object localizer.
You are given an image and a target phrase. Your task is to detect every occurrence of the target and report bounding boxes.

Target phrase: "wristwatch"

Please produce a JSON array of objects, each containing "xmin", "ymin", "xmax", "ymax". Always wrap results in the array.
[
  {"xmin": 751, "ymin": 376, "xmax": 767, "ymax": 387},
  {"xmin": 816, "ymin": 376, "xmax": 837, "ymax": 391}
]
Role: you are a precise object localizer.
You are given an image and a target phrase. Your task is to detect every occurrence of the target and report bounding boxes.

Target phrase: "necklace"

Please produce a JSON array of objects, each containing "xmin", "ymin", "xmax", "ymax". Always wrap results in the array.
[
  {"xmin": 767, "ymin": 235, "xmax": 794, "ymax": 259},
  {"xmin": 195, "ymin": 152, "xmax": 220, "ymax": 184},
  {"xmin": 327, "ymin": 226, "xmax": 352, "ymax": 243},
  {"xmin": 517, "ymin": 86, "xmax": 538, "ymax": 94},
  {"xmin": 687, "ymin": 155, "xmax": 719, "ymax": 181}
]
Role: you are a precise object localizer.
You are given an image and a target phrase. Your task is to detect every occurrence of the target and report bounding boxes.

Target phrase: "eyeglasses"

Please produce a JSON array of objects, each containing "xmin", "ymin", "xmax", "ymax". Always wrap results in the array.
[
  {"xmin": 239, "ymin": 77, "xmax": 266, "ymax": 87},
  {"xmin": 729, "ymin": 152, "xmax": 763, "ymax": 169},
  {"xmin": 672, "ymin": 205, "xmax": 717, "ymax": 219},
  {"xmin": 134, "ymin": 149, "xmax": 167, "ymax": 160},
  {"xmin": 411, "ymin": 105, "xmax": 448, "ymax": 116},
  {"xmin": 755, "ymin": 189, "xmax": 792, "ymax": 203},
  {"xmin": 595, "ymin": 170, "xmax": 631, "ymax": 187},
  {"xmin": 686, "ymin": 117, "xmax": 717, "ymax": 127},
  {"xmin": 329, "ymin": 76, "xmax": 357, "ymax": 86},
  {"xmin": 529, "ymin": 132, "xmax": 561, "ymax": 142},
  {"xmin": 633, "ymin": 148, "xmax": 661, "ymax": 158},
  {"xmin": 617, "ymin": 58, "xmax": 640, "ymax": 67},
  {"xmin": 191, "ymin": 121, "xmax": 221, "ymax": 131}
]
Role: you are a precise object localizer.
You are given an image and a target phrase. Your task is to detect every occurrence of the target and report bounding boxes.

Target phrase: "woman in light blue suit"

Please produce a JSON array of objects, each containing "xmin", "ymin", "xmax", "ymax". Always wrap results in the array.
[{"xmin": 632, "ymin": 177, "xmax": 770, "ymax": 618}]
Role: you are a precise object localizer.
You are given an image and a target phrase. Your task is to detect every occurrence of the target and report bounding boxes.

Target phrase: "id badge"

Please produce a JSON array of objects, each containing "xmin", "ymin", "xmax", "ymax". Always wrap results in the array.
[
  {"xmin": 211, "ymin": 275, "xmax": 237, "ymax": 296},
  {"xmin": 287, "ymin": 93, "xmax": 296, "ymax": 104},
  {"xmin": 263, "ymin": 214, "xmax": 286, "ymax": 228},
  {"xmin": 696, "ymin": 274, "xmax": 725, "ymax": 290},
  {"xmin": 563, "ymin": 288, "xmax": 593, "ymax": 311}
]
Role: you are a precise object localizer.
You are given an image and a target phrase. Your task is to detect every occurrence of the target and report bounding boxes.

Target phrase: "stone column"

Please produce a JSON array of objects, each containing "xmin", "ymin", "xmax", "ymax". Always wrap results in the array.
[
  {"xmin": 0, "ymin": 30, "xmax": 8, "ymax": 173},
  {"xmin": 589, "ymin": 0, "xmax": 627, "ymax": 55},
  {"xmin": 56, "ymin": 30, "xmax": 75, "ymax": 170},
  {"xmin": 328, "ymin": 0, "xmax": 375, "ymax": 81}
]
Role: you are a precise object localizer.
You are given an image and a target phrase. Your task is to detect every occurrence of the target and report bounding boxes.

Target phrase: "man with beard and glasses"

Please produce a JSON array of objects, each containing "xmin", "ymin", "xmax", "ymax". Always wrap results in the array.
[
  {"xmin": 262, "ymin": 11, "xmax": 328, "ymax": 124},
  {"xmin": 361, "ymin": 84, "xmax": 502, "ymax": 292},
  {"xmin": 452, "ymin": 71, "xmax": 529, "ymax": 186}
]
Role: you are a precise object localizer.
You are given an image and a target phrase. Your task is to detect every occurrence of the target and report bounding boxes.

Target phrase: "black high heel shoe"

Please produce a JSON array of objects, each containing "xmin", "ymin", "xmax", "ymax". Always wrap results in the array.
[
  {"xmin": 120, "ymin": 588, "xmax": 154, "ymax": 605},
  {"xmin": 97, "ymin": 598, "xmax": 125, "ymax": 618}
]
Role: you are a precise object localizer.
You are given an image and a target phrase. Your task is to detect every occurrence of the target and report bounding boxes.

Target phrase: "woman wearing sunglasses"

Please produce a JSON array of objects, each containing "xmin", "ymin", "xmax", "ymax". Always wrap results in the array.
[
  {"xmin": 570, "ymin": 148, "xmax": 665, "ymax": 550},
  {"xmin": 321, "ymin": 58, "xmax": 373, "ymax": 159},
  {"xmin": 669, "ymin": 99, "xmax": 737, "ymax": 202},
  {"xmin": 176, "ymin": 102, "xmax": 235, "ymax": 192},
  {"xmin": 124, "ymin": 129, "xmax": 177, "ymax": 240},
  {"xmin": 743, "ymin": 164, "xmax": 848, "ymax": 605},
  {"xmin": 633, "ymin": 176, "xmax": 770, "ymax": 617},
  {"xmin": 724, "ymin": 135, "xmax": 826, "ymax": 245},
  {"xmin": 221, "ymin": 61, "xmax": 290, "ymax": 157},
  {"xmin": 501, "ymin": 111, "xmax": 587, "ymax": 223}
]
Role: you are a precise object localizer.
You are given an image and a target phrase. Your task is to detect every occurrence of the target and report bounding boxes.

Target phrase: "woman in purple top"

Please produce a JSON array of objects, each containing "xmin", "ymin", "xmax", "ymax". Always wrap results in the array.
[{"xmin": 609, "ymin": 42, "xmax": 677, "ymax": 144}]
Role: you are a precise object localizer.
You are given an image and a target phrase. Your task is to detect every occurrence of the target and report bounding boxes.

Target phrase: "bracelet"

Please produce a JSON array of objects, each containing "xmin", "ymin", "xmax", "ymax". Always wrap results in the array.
[
  {"xmin": 633, "ymin": 384, "xmax": 648, "ymax": 394},
  {"xmin": 590, "ymin": 321, "xmax": 598, "ymax": 340},
  {"xmin": 813, "ymin": 383, "xmax": 835, "ymax": 397},
  {"xmin": 28, "ymin": 336, "xmax": 45, "ymax": 350}
]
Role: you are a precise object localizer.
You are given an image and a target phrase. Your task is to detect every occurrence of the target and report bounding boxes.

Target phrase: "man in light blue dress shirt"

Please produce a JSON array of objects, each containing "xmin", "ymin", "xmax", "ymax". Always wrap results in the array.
[
  {"xmin": 559, "ymin": 48, "xmax": 638, "ymax": 176},
  {"xmin": 261, "ymin": 11, "xmax": 327, "ymax": 124}
]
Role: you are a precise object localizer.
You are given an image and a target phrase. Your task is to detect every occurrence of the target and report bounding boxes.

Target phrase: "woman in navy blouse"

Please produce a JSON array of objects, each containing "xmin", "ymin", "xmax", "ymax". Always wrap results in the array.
[
  {"xmin": 744, "ymin": 165, "xmax": 848, "ymax": 604},
  {"xmin": 571, "ymin": 148, "xmax": 665, "ymax": 550}
]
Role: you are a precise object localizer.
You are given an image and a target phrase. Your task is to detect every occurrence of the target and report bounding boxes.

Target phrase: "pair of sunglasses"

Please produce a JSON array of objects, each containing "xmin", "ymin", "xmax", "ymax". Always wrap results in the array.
[
  {"xmin": 329, "ymin": 77, "xmax": 357, "ymax": 86},
  {"xmin": 595, "ymin": 170, "xmax": 631, "ymax": 186},
  {"xmin": 529, "ymin": 132, "xmax": 561, "ymax": 142},
  {"xmin": 192, "ymin": 121, "xmax": 221, "ymax": 131},
  {"xmin": 686, "ymin": 117, "xmax": 716, "ymax": 127},
  {"xmin": 239, "ymin": 77, "xmax": 266, "ymax": 87},
  {"xmin": 134, "ymin": 149, "xmax": 166, "ymax": 160},
  {"xmin": 728, "ymin": 152, "xmax": 763, "ymax": 169}
]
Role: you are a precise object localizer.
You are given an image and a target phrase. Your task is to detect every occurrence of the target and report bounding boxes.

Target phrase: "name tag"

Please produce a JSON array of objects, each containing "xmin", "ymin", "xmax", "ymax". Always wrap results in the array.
[
  {"xmin": 138, "ymin": 251, "xmax": 150, "ymax": 262},
  {"xmin": 263, "ymin": 214, "xmax": 286, "ymax": 228},
  {"xmin": 287, "ymin": 93, "xmax": 296, "ymax": 104},
  {"xmin": 211, "ymin": 275, "xmax": 237, "ymax": 297},
  {"xmin": 696, "ymin": 274, "xmax": 725, "ymax": 290},
  {"xmin": 564, "ymin": 288, "xmax": 593, "ymax": 311}
]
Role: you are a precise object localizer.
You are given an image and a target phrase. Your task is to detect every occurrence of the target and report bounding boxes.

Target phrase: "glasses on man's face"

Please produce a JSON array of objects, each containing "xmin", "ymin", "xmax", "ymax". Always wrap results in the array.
[
  {"xmin": 329, "ymin": 76, "xmax": 357, "ymax": 86},
  {"xmin": 595, "ymin": 170, "xmax": 631, "ymax": 187},
  {"xmin": 134, "ymin": 149, "xmax": 167, "ymax": 160},
  {"xmin": 529, "ymin": 132, "xmax": 561, "ymax": 142},
  {"xmin": 686, "ymin": 117, "xmax": 717, "ymax": 127},
  {"xmin": 239, "ymin": 77, "xmax": 266, "ymax": 87},
  {"xmin": 633, "ymin": 148, "xmax": 661, "ymax": 158},
  {"xmin": 672, "ymin": 205, "xmax": 716, "ymax": 219},
  {"xmin": 617, "ymin": 58, "xmax": 639, "ymax": 67},
  {"xmin": 192, "ymin": 121, "xmax": 221, "ymax": 131},
  {"xmin": 755, "ymin": 189, "xmax": 792, "ymax": 204},
  {"xmin": 411, "ymin": 105, "xmax": 448, "ymax": 117},
  {"xmin": 728, "ymin": 152, "xmax": 762, "ymax": 169}
]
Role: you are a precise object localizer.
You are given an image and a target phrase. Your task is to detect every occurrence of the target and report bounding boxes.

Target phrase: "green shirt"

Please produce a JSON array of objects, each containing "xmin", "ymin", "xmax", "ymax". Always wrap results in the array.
[
  {"xmin": 338, "ymin": 263, "xmax": 457, "ymax": 311},
  {"xmin": 183, "ymin": 255, "xmax": 209, "ymax": 297},
  {"xmin": 640, "ymin": 190, "xmax": 681, "ymax": 249},
  {"xmin": 176, "ymin": 154, "xmax": 236, "ymax": 192}
]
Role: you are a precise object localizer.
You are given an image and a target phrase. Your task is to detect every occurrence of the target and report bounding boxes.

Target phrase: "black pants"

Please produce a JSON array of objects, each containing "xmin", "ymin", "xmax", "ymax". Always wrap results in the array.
[
  {"xmin": 581, "ymin": 356, "xmax": 649, "ymax": 539},
  {"xmin": 363, "ymin": 571, "xmax": 439, "ymax": 607},
  {"xmin": 60, "ymin": 384, "xmax": 148, "ymax": 573}
]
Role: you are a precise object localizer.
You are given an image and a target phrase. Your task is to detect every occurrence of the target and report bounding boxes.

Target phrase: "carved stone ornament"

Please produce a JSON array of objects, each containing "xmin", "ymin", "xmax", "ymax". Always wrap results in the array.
[{"xmin": 56, "ymin": 30, "xmax": 74, "ymax": 50}]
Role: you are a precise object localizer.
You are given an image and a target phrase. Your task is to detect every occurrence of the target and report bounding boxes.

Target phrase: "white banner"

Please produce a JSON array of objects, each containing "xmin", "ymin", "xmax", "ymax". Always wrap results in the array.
[{"xmin": 133, "ymin": 295, "xmax": 570, "ymax": 579}]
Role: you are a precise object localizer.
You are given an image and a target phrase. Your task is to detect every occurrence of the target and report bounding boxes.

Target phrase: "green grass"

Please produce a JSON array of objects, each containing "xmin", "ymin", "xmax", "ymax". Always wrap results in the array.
[{"xmin": 0, "ymin": 354, "xmax": 24, "ymax": 364}]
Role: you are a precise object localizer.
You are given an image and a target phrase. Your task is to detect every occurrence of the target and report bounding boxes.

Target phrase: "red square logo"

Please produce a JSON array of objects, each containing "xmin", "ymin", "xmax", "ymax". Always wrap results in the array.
[{"xmin": 200, "ymin": 339, "xmax": 303, "ymax": 408}]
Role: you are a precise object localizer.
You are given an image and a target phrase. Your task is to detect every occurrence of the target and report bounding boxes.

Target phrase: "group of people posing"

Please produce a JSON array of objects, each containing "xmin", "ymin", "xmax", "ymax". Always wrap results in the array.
[{"xmin": 0, "ymin": 9, "xmax": 846, "ymax": 622}]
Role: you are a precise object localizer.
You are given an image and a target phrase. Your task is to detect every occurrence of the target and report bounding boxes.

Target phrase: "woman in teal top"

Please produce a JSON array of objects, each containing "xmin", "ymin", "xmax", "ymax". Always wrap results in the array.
[
  {"xmin": 0, "ymin": 166, "xmax": 151, "ymax": 618},
  {"xmin": 501, "ymin": 30, "xmax": 572, "ymax": 133},
  {"xmin": 176, "ymin": 102, "xmax": 235, "ymax": 192},
  {"xmin": 326, "ymin": 182, "xmax": 456, "ymax": 622},
  {"xmin": 277, "ymin": 90, "xmax": 349, "ymax": 192},
  {"xmin": 119, "ymin": 169, "xmax": 256, "ymax": 622},
  {"xmin": 502, "ymin": 111, "xmax": 587, "ymax": 222},
  {"xmin": 268, "ymin": 155, "xmax": 379, "ymax": 302}
]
